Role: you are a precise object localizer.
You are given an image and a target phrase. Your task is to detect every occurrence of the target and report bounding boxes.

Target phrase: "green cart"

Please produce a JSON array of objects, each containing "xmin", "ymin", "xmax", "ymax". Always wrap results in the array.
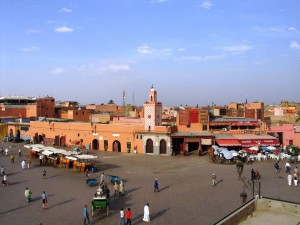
[{"xmin": 91, "ymin": 197, "xmax": 110, "ymax": 217}]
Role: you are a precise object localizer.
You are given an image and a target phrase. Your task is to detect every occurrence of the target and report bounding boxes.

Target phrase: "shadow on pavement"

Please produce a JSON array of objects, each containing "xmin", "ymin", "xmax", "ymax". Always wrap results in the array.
[
  {"xmin": 216, "ymin": 179, "xmax": 224, "ymax": 186},
  {"xmin": 47, "ymin": 198, "xmax": 76, "ymax": 209},
  {"xmin": 150, "ymin": 208, "xmax": 169, "ymax": 221},
  {"xmin": 160, "ymin": 185, "xmax": 171, "ymax": 192},
  {"xmin": 0, "ymin": 205, "xmax": 30, "ymax": 215},
  {"xmin": 9, "ymin": 180, "xmax": 27, "ymax": 185}
]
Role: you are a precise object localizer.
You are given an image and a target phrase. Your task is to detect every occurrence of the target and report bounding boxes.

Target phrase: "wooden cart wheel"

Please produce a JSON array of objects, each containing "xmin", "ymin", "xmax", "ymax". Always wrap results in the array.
[{"xmin": 106, "ymin": 206, "xmax": 109, "ymax": 216}]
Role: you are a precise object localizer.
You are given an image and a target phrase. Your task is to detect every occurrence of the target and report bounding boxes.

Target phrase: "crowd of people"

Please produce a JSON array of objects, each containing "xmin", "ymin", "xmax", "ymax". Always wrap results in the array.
[{"xmin": 1, "ymin": 144, "xmax": 48, "ymax": 212}]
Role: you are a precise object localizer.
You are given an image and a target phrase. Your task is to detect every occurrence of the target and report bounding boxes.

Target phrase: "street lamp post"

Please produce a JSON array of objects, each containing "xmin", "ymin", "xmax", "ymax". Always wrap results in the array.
[{"xmin": 236, "ymin": 158, "xmax": 261, "ymax": 203}]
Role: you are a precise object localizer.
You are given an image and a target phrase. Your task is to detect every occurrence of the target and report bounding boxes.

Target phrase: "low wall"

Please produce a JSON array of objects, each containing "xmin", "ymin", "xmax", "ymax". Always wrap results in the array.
[
  {"xmin": 215, "ymin": 197, "xmax": 256, "ymax": 225},
  {"xmin": 214, "ymin": 196, "xmax": 300, "ymax": 225},
  {"xmin": 256, "ymin": 197, "xmax": 300, "ymax": 216}
]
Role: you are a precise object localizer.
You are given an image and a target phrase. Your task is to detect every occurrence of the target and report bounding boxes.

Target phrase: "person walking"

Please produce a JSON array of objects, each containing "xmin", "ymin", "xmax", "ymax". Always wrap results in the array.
[
  {"xmin": 287, "ymin": 173, "xmax": 293, "ymax": 186},
  {"xmin": 154, "ymin": 178, "xmax": 160, "ymax": 192},
  {"xmin": 100, "ymin": 172, "xmax": 105, "ymax": 185},
  {"xmin": 85, "ymin": 168, "xmax": 90, "ymax": 179},
  {"xmin": 42, "ymin": 169, "xmax": 46, "ymax": 179},
  {"xmin": 83, "ymin": 204, "xmax": 91, "ymax": 225},
  {"xmin": 114, "ymin": 182, "xmax": 119, "ymax": 197},
  {"xmin": 0, "ymin": 166, "xmax": 5, "ymax": 176},
  {"xmin": 143, "ymin": 203, "xmax": 150, "ymax": 222},
  {"xmin": 285, "ymin": 162, "xmax": 291, "ymax": 173},
  {"xmin": 294, "ymin": 167, "xmax": 299, "ymax": 177},
  {"xmin": 10, "ymin": 154, "xmax": 14, "ymax": 163},
  {"xmin": 39, "ymin": 155, "xmax": 43, "ymax": 166},
  {"xmin": 126, "ymin": 208, "xmax": 132, "ymax": 225},
  {"xmin": 27, "ymin": 159, "xmax": 31, "ymax": 170},
  {"xmin": 24, "ymin": 187, "xmax": 32, "ymax": 203},
  {"xmin": 42, "ymin": 191, "xmax": 48, "ymax": 209},
  {"xmin": 119, "ymin": 208, "xmax": 125, "ymax": 225},
  {"xmin": 18, "ymin": 148, "xmax": 21, "ymax": 157},
  {"xmin": 294, "ymin": 173, "xmax": 298, "ymax": 187},
  {"xmin": 274, "ymin": 162, "xmax": 280, "ymax": 174},
  {"xmin": 21, "ymin": 160, "xmax": 26, "ymax": 170},
  {"xmin": 119, "ymin": 180, "xmax": 124, "ymax": 196},
  {"xmin": 212, "ymin": 173, "xmax": 217, "ymax": 186},
  {"xmin": 5, "ymin": 148, "xmax": 8, "ymax": 156}
]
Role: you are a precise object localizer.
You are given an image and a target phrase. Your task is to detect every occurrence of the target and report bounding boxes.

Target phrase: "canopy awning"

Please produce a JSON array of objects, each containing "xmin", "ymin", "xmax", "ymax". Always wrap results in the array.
[
  {"xmin": 216, "ymin": 139, "xmax": 241, "ymax": 147},
  {"xmin": 71, "ymin": 140, "xmax": 81, "ymax": 145},
  {"xmin": 50, "ymin": 149, "xmax": 72, "ymax": 156},
  {"xmin": 239, "ymin": 139, "xmax": 280, "ymax": 147},
  {"xmin": 42, "ymin": 150, "xmax": 54, "ymax": 156},
  {"xmin": 65, "ymin": 156, "xmax": 77, "ymax": 161},
  {"xmin": 76, "ymin": 155, "xmax": 97, "ymax": 160}
]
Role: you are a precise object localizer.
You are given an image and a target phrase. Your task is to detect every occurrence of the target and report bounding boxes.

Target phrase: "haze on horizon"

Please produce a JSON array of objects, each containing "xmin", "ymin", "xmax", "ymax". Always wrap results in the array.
[{"xmin": 0, "ymin": 0, "xmax": 299, "ymax": 107}]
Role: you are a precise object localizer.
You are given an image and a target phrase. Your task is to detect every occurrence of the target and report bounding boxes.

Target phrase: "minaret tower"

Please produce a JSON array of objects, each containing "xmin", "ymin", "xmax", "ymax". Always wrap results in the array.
[{"xmin": 144, "ymin": 85, "xmax": 162, "ymax": 131}]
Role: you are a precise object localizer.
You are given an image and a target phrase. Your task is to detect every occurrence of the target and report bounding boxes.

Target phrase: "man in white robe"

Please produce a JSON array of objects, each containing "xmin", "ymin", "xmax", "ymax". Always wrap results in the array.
[{"xmin": 143, "ymin": 203, "xmax": 150, "ymax": 222}]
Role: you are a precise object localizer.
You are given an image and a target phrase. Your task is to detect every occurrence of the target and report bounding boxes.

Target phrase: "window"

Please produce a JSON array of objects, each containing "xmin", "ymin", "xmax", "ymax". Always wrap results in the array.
[
  {"xmin": 148, "ymin": 115, "xmax": 151, "ymax": 119},
  {"xmin": 203, "ymin": 125, "xmax": 208, "ymax": 130},
  {"xmin": 140, "ymin": 135, "xmax": 143, "ymax": 139}
]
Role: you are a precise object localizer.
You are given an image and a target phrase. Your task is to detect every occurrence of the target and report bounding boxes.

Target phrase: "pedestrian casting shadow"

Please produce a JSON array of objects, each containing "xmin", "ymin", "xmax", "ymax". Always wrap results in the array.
[
  {"xmin": 0, "ymin": 205, "xmax": 29, "ymax": 215},
  {"xmin": 125, "ymin": 187, "xmax": 141, "ymax": 195},
  {"xmin": 47, "ymin": 198, "xmax": 76, "ymax": 209},
  {"xmin": 96, "ymin": 163, "xmax": 120, "ymax": 171},
  {"xmin": 9, "ymin": 180, "xmax": 27, "ymax": 185},
  {"xmin": 160, "ymin": 185, "xmax": 171, "ymax": 192},
  {"xmin": 215, "ymin": 179, "xmax": 224, "ymax": 186},
  {"xmin": 45, "ymin": 174, "xmax": 61, "ymax": 179},
  {"xmin": 132, "ymin": 213, "xmax": 144, "ymax": 225},
  {"xmin": 149, "ymin": 208, "xmax": 169, "ymax": 221},
  {"xmin": 7, "ymin": 171, "xmax": 21, "ymax": 176}
]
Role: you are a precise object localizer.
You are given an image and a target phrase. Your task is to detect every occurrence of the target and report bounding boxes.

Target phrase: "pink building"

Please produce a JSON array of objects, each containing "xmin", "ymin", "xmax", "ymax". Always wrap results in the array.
[{"xmin": 268, "ymin": 124, "xmax": 295, "ymax": 147}]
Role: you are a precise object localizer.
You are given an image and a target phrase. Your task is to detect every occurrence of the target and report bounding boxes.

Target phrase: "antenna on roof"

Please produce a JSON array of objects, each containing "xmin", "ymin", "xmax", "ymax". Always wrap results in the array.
[
  {"xmin": 123, "ymin": 90, "xmax": 125, "ymax": 106},
  {"xmin": 133, "ymin": 92, "xmax": 135, "ymax": 106}
]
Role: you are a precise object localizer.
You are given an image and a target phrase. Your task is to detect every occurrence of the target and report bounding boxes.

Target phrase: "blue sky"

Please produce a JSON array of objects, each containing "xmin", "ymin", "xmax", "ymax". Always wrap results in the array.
[{"xmin": 0, "ymin": 0, "xmax": 299, "ymax": 107}]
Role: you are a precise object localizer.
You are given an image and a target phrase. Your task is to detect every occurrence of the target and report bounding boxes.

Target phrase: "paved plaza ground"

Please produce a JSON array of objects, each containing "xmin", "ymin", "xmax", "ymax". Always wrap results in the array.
[{"xmin": 0, "ymin": 143, "xmax": 299, "ymax": 225}]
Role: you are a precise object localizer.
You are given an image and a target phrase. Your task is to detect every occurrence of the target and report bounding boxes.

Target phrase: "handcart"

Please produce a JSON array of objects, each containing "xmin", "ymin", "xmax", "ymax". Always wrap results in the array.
[
  {"xmin": 109, "ymin": 175, "xmax": 121, "ymax": 184},
  {"xmin": 91, "ymin": 196, "xmax": 110, "ymax": 217},
  {"xmin": 86, "ymin": 178, "xmax": 98, "ymax": 186}
]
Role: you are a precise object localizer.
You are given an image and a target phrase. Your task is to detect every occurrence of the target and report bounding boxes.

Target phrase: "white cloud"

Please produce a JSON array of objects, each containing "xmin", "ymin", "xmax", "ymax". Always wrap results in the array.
[
  {"xmin": 178, "ymin": 48, "xmax": 185, "ymax": 52},
  {"xmin": 177, "ymin": 54, "xmax": 225, "ymax": 61},
  {"xmin": 25, "ymin": 29, "xmax": 40, "ymax": 34},
  {"xmin": 104, "ymin": 64, "xmax": 130, "ymax": 72},
  {"xmin": 288, "ymin": 27, "xmax": 300, "ymax": 34},
  {"xmin": 137, "ymin": 44, "xmax": 154, "ymax": 55},
  {"xmin": 20, "ymin": 46, "xmax": 39, "ymax": 52},
  {"xmin": 52, "ymin": 62, "xmax": 131, "ymax": 75},
  {"xmin": 61, "ymin": 8, "xmax": 73, "ymax": 13},
  {"xmin": 290, "ymin": 41, "xmax": 300, "ymax": 50},
  {"xmin": 54, "ymin": 26, "xmax": 73, "ymax": 33},
  {"xmin": 53, "ymin": 67, "xmax": 66, "ymax": 74},
  {"xmin": 150, "ymin": 0, "xmax": 167, "ymax": 3},
  {"xmin": 200, "ymin": 1, "xmax": 213, "ymax": 9},
  {"xmin": 221, "ymin": 45, "xmax": 252, "ymax": 52}
]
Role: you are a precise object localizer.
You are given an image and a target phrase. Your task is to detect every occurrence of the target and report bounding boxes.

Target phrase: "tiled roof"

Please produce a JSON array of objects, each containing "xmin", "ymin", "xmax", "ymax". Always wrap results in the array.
[
  {"xmin": 210, "ymin": 117, "xmax": 256, "ymax": 122},
  {"xmin": 171, "ymin": 132, "xmax": 213, "ymax": 137},
  {"xmin": 232, "ymin": 134, "xmax": 277, "ymax": 140}
]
